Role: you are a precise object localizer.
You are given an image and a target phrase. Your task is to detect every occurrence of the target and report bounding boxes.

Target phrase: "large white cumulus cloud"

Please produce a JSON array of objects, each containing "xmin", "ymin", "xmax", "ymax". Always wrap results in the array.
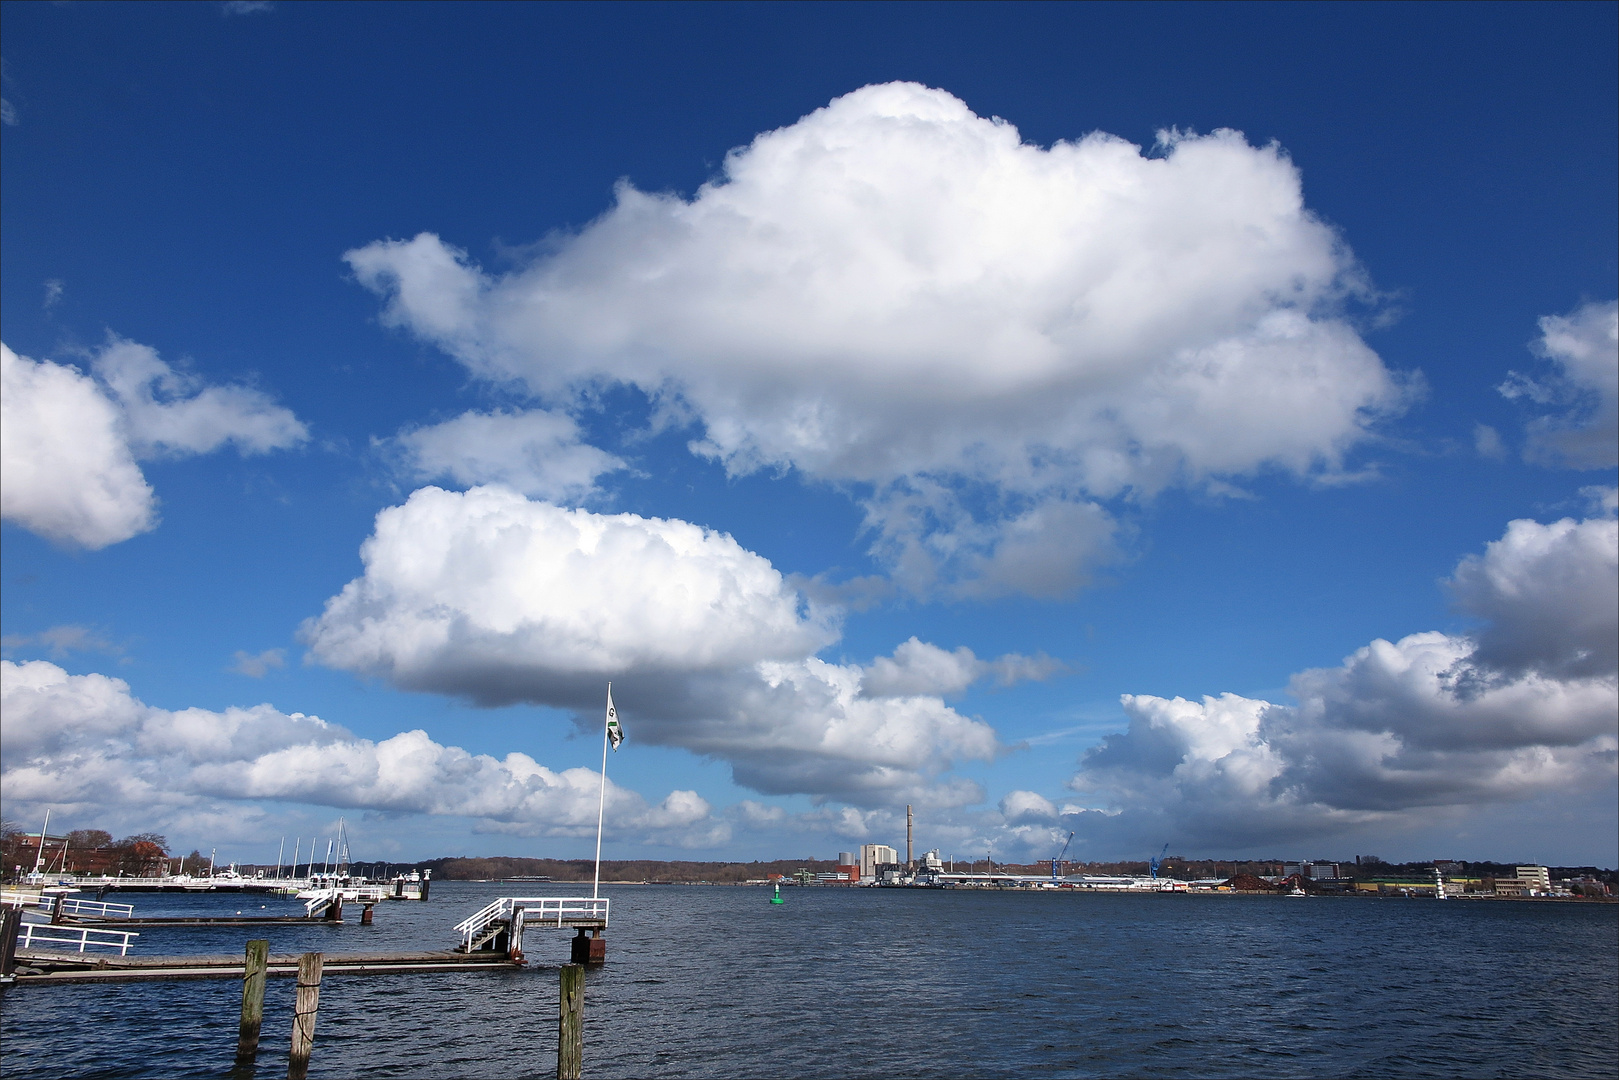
[
  {"xmin": 0, "ymin": 659, "xmax": 719, "ymax": 845},
  {"xmin": 302, "ymin": 485, "xmax": 837, "ymax": 696},
  {"xmin": 345, "ymin": 83, "xmax": 1407, "ymax": 595},
  {"xmin": 1065, "ymin": 507, "xmax": 1619, "ymax": 850},
  {"xmin": 1, "ymin": 338, "xmax": 306, "ymax": 548},
  {"xmin": 302, "ymin": 485, "xmax": 1001, "ymax": 806}
]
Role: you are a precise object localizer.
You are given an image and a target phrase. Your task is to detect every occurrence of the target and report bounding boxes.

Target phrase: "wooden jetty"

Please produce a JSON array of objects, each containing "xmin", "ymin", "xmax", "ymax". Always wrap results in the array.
[
  {"xmin": 452, "ymin": 895, "xmax": 610, "ymax": 964},
  {"xmin": 8, "ymin": 947, "xmax": 517, "ymax": 983},
  {"xmin": 1, "ymin": 893, "xmax": 611, "ymax": 986}
]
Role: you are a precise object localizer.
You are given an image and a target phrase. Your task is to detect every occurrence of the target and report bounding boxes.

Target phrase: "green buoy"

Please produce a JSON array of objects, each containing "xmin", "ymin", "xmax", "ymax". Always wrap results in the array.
[{"xmin": 770, "ymin": 882, "xmax": 784, "ymax": 904}]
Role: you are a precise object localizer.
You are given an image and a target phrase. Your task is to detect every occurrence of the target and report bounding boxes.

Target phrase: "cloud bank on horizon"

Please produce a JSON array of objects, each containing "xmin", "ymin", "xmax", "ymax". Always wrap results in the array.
[
  {"xmin": 1052, "ymin": 503, "xmax": 1618, "ymax": 853},
  {"xmin": 6, "ymin": 492, "xmax": 1612, "ymax": 860},
  {"xmin": 1, "ymin": 657, "xmax": 723, "ymax": 847}
]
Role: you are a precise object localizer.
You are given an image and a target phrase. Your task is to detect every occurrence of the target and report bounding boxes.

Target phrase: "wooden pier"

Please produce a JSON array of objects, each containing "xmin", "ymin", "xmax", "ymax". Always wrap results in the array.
[
  {"xmin": 452, "ymin": 896, "xmax": 610, "ymax": 965},
  {"xmin": 8, "ymin": 947, "xmax": 517, "ymax": 983}
]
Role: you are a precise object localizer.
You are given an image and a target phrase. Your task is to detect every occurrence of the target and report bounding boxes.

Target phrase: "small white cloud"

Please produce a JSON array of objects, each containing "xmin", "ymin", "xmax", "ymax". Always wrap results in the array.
[
  {"xmin": 0, "ymin": 625, "xmax": 123, "ymax": 660},
  {"xmin": 384, "ymin": 408, "xmax": 623, "ymax": 502},
  {"xmin": 861, "ymin": 636, "xmax": 1065, "ymax": 697},
  {"xmin": 221, "ymin": 1, "xmax": 274, "ymax": 14},
  {"xmin": 93, "ymin": 337, "xmax": 307, "ymax": 458},
  {"xmin": 1473, "ymin": 423, "xmax": 1505, "ymax": 460},
  {"xmin": 230, "ymin": 649, "xmax": 286, "ymax": 678},
  {"xmin": 43, "ymin": 280, "xmax": 63, "ymax": 310},
  {"xmin": 1500, "ymin": 300, "xmax": 1618, "ymax": 468},
  {"xmin": 863, "ymin": 638, "xmax": 982, "ymax": 697},
  {"xmin": 0, "ymin": 338, "xmax": 307, "ymax": 549},
  {"xmin": 1, "ymin": 99, "xmax": 16, "ymax": 126},
  {"xmin": 999, "ymin": 790, "xmax": 1059, "ymax": 823}
]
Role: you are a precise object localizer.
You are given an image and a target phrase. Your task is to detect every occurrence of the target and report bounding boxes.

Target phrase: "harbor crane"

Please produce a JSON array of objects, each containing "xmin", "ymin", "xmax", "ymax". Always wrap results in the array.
[
  {"xmin": 1149, "ymin": 843, "xmax": 1170, "ymax": 880},
  {"xmin": 1050, "ymin": 831, "xmax": 1075, "ymax": 882}
]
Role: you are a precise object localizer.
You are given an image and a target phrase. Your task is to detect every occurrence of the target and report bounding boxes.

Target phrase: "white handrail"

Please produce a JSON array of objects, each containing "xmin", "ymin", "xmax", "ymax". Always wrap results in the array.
[
  {"xmin": 17, "ymin": 923, "xmax": 139, "ymax": 956},
  {"xmin": 2, "ymin": 891, "xmax": 135, "ymax": 919},
  {"xmin": 303, "ymin": 887, "xmax": 340, "ymax": 917},
  {"xmin": 452, "ymin": 896, "xmax": 609, "ymax": 950},
  {"xmin": 57, "ymin": 896, "xmax": 136, "ymax": 918}
]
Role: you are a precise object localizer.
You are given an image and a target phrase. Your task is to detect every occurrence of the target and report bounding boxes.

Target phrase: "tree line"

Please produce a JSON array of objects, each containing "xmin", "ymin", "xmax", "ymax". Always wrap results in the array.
[{"xmin": 0, "ymin": 822, "xmax": 193, "ymax": 878}]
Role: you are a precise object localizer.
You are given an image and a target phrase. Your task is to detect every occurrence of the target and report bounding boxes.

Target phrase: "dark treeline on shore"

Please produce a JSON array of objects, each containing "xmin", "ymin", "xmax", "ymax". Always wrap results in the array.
[
  {"xmin": 373, "ymin": 854, "xmax": 1616, "ymax": 885},
  {"xmin": 416, "ymin": 856, "xmax": 844, "ymax": 883}
]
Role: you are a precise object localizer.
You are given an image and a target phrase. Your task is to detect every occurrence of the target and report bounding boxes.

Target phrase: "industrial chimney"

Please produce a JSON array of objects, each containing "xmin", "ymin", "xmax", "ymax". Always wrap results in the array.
[{"xmin": 906, "ymin": 804, "xmax": 914, "ymax": 867}]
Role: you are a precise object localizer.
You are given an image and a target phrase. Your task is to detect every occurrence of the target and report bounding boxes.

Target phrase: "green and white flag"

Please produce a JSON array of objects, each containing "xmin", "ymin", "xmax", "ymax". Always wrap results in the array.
[{"xmin": 606, "ymin": 686, "xmax": 624, "ymax": 751}]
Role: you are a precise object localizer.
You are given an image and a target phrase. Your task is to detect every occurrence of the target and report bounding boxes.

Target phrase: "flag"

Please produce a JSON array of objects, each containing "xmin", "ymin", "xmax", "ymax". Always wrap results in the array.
[{"xmin": 606, "ymin": 686, "xmax": 624, "ymax": 751}]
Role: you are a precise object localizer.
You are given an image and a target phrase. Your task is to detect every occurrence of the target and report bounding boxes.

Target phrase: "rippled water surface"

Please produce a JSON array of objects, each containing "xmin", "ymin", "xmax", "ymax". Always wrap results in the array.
[{"xmin": 1, "ymin": 882, "xmax": 1615, "ymax": 1078}]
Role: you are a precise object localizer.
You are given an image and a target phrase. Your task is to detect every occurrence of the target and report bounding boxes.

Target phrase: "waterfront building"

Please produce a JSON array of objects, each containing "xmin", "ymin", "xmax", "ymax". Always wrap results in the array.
[
  {"xmin": 1515, "ymin": 866, "xmax": 1551, "ymax": 892},
  {"xmin": 859, "ymin": 844, "xmax": 898, "ymax": 882}
]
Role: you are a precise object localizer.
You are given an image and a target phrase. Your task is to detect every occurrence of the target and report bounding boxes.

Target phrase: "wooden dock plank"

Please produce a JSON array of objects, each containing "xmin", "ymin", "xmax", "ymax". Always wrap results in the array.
[{"xmin": 11, "ymin": 948, "xmax": 518, "ymax": 982}]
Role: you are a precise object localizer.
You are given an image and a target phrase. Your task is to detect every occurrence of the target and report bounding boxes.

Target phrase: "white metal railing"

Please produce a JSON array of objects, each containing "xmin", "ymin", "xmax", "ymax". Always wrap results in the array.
[
  {"xmin": 453, "ymin": 896, "xmax": 610, "ymax": 950},
  {"xmin": 2, "ymin": 891, "xmax": 135, "ymax": 919},
  {"xmin": 303, "ymin": 888, "xmax": 340, "ymax": 918},
  {"xmin": 17, "ymin": 922, "xmax": 139, "ymax": 956},
  {"xmin": 55, "ymin": 896, "xmax": 136, "ymax": 919}
]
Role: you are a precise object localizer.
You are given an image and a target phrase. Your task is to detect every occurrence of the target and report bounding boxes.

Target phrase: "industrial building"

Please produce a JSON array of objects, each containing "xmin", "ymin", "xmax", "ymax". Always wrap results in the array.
[{"xmin": 858, "ymin": 844, "xmax": 897, "ymax": 883}]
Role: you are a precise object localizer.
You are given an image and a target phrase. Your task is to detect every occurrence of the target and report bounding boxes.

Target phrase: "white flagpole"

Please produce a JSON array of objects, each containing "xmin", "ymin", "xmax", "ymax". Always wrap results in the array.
[{"xmin": 593, "ymin": 682, "xmax": 611, "ymax": 900}]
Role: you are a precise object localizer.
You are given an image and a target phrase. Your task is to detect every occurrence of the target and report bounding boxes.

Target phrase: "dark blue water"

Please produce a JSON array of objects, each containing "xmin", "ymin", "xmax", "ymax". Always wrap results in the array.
[{"xmin": 1, "ymin": 883, "xmax": 1615, "ymax": 1078}]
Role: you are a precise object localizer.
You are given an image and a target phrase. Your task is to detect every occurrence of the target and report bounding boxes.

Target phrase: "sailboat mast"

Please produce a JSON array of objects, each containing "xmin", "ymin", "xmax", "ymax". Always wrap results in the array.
[{"xmin": 33, "ymin": 809, "xmax": 50, "ymax": 876}]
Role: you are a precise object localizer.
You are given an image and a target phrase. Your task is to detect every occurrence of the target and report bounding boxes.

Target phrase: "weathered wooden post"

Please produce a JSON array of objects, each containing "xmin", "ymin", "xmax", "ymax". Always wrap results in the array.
[
  {"xmin": 557, "ymin": 963, "xmax": 584, "ymax": 1080},
  {"xmin": 287, "ymin": 951, "xmax": 323, "ymax": 1080},
  {"xmin": 360, "ymin": 903, "xmax": 374, "ymax": 925},
  {"xmin": 324, "ymin": 893, "xmax": 343, "ymax": 922},
  {"xmin": 236, "ymin": 939, "xmax": 269, "ymax": 1062},
  {"xmin": 0, "ymin": 905, "xmax": 21, "ymax": 977}
]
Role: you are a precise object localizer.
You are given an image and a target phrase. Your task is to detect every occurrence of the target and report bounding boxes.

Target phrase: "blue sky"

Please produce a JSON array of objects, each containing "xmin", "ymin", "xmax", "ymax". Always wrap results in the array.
[{"xmin": 3, "ymin": 2, "xmax": 1615, "ymax": 868}]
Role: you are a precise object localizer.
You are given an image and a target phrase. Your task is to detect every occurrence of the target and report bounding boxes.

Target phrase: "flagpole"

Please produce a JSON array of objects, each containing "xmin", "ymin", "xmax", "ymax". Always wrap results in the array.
[{"xmin": 592, "ymin": 682, "xmax": 611, "ymax": 900}]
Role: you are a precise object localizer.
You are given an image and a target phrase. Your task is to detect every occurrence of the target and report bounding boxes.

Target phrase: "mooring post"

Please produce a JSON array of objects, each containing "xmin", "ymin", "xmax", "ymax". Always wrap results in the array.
[
  {"xmin": 236, "ymin": 939, "xmax": 270, "ymax": 1062},
  {"xmin": 324, "ymin": 893, "xmax": 343, "ymax": 922},
  {"xmin": 557, "ymin": 963, "xmax": 584, "ymax": 1080},
  {"xmin": 0, "ymin": 905, "xmax": 21, "ymax": 977},
  {"xmin": 360, "ymin": 903, "xmax": 374, "ymax": 926},
  {"xmin": 50, "ymin": 893, "xmax": 64, "ymax": 925},
  {"xmin": 507, "ymin": 905, "xmax": 525, "ymax": 964},
  {"xmin": 287, "ymin": 951, "xmax": 323, "ymax": 1080}
]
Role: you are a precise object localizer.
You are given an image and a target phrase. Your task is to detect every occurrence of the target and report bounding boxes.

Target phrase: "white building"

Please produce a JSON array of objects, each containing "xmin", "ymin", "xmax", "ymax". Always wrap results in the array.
[
  {"xmin": 1515, "ymin": 866, "xmax": 1551, "ymax": 892},
  {"xmin": 859, "ymin": 844, "xmax": 898, "ymax": 882}
]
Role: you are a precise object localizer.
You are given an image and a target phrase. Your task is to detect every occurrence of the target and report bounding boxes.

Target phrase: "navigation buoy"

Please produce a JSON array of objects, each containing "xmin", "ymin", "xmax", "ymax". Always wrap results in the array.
[{"xmin": 770, "ymin": 883, "xmax": 784, "ymax": 905}]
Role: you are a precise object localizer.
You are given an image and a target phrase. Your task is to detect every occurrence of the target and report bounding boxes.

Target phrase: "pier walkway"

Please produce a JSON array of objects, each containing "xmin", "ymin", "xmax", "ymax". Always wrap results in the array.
[
  {"xmin": 9, "ymin": 948, "xmax": 514, "ymax": 983},
  {"xmin": 454, "ymin": 896, "xmax": 610, "ymax": 963}
]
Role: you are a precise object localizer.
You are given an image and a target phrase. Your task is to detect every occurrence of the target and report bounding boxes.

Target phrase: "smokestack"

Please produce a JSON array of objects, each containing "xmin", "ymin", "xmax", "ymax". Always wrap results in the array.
[{"xmin": 907, "ymin": 804, "xmax": 914, "ymax": 866}]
